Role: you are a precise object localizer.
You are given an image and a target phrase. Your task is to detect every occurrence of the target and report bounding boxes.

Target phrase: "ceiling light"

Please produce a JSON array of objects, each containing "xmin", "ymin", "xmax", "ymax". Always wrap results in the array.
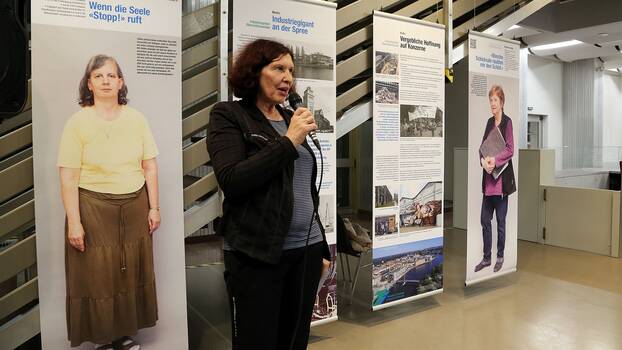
[
  {"xmin": 531, "ymin": 40, "xmax": 583, "ymax": 51},
  {"xmin": 597, "ymin": 33, "xmax": 609, "ymax": 37},
  {"xmin": 508, "ymin": 25, "xmax": 521, "ymax": 31}
]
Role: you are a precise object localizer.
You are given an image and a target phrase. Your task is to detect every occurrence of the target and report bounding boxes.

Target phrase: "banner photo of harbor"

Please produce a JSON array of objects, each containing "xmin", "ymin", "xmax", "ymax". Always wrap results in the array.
[{"xmin": 372, "ymin": 237, "xmax": 443, "ymax": 309}]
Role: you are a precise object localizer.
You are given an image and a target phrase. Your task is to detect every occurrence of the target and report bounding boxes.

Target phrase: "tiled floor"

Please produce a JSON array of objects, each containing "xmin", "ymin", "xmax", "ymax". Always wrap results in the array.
[
  {"xmin": 308, "ymin": 231, "xmax": 622, "ymax": 350},
  {"xmin": 185, "ymin": 221, "xmax": 622, "ymax": 350}
]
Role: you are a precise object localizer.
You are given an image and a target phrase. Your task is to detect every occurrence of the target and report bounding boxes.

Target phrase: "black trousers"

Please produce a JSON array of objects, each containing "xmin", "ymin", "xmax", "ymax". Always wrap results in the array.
[
  {"xmin": 223, "ymin": 242, "xmax": 324, "ymax": 350},
  {"xmin": 480, "ymin": 195, "xmax": 508, "ymax": 260}
]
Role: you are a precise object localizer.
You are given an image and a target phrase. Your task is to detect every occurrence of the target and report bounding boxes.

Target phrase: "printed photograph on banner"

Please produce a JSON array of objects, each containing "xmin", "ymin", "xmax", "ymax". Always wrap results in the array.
[
  {"xmin": 375, "ymin": 51, "xmax": 399, "ymax": 75},
  {"xmin": 467, "ymin": 72, "xmax": 519, "ymax": 280},
  {"xmin": 399, "ymin": 181, "xmax": 443, "ymax": 233},
  {"xmin": 374, "ymin": 213, "xmax": 398, "ymax": 237},
  {"xmin": 284, "ymin": 41, "xmax": 334, "ymax": 81},
  {"xmin": 400, "ymin": 104, "xmax": 443, "ymax": 137},
  {"xmin": 312, "ymin": 245, "xmax": 337, "ymax": 322},
  {"xmin": 375, "ymin": 81, "xmax": 399, "ymax": 104},
  {"xmin": 375, "ymin": 183, "xmax": 399, "ymax": 208},
  {"xmin": 372, "ymin": 237, "xmax": 443, "ymax": 307},
  {"xmin": 32, "ymin": 24, "xmax": 187, "ymax": 349},
  {"xmin": 319, "ymin": 194, "xmax": 335, "ymax": 234},
  {"xmin": 233, "ymin": 37, "xmax": 334, "ymax": 82},
  {"xmin": 290, "ymin": 81, "xmax": 335, "ymax": 133}
]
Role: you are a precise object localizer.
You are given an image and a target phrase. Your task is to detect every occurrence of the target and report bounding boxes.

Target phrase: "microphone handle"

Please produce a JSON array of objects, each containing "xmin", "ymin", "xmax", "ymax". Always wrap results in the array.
[
  {"xmin": 308, "ymin": 131, "xmax": 321, "ymax": 150},
  {"xmin": 290, "ymin": 104, "xmax": 322, "ymax": 150}
]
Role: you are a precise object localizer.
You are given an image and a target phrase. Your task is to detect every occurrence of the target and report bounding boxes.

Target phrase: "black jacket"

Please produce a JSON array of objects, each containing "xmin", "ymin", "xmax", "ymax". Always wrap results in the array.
[
  {"xmin": 206, "ymin": 99, "xmax": 330, "ymax": 264},
  {"xmin": 481, "ymin": 113, "xmax": 516, "ymax": 196}
]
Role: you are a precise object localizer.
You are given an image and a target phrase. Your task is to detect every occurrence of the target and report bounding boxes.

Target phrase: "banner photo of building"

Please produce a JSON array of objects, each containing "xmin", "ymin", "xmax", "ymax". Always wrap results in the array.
[
  {"xmin": 233, "ymin": 0, "xmax": 338, "ymax": 325},
  {"xmin": 466, "ymin": 32, "xmax": 520, "ymax": 286},
  {"xmin": 372, "ymin": 11, "xmax": 445, "ymax": 311},
  {"xmin": 31, "ymin": 1, "xmax": 188, "ymax": 348}
]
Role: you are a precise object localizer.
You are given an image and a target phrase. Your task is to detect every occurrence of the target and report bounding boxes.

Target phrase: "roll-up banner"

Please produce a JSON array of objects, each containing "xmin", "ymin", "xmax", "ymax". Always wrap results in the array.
[
  {"xmin": 466, "ymin": 31, "xmax": 520, "ymax": 286},
  {"xmin": 232, "ymin": 0, "xmax": 338, "ymax": 325},
  {"xmin": 371, "ymin": 11, "xmax": 445, "ymax": 311},
  {"xmin": 32, "ymin": 1, "xmax": 188, "ymax": 348}
]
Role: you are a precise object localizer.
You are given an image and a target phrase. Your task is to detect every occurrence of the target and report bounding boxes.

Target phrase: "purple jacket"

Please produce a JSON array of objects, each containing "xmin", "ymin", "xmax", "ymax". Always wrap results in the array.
[{"xmin": 480, "ymin": 114, "xmax": 516, "ymax": 196}]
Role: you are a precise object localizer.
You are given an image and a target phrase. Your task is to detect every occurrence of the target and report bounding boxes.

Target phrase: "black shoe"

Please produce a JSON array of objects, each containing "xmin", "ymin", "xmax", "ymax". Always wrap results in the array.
[
  {"xmin": 474, "ymin": 258, "xmax": 491, "ymax": 272},
  {"xmin": 113, "ymin": 336, "xmax": 140, "ymax": 350},
  {"xmin": 494, "ymin": 257, "xmax": 504, "ymax": 272}
]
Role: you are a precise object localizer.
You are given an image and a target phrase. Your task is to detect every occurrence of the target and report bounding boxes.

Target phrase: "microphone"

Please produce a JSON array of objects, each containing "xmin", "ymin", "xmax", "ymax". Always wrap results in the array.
[{"xmin": 288, "ymin": 92, "xmax": 321, "ymax": 150}]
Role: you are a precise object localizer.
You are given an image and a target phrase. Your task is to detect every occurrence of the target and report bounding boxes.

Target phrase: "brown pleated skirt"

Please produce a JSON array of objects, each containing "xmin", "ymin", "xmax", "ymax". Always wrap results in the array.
[{"xmin": 65, "ymin": 186, "xmax": 158, "ymax": 347}]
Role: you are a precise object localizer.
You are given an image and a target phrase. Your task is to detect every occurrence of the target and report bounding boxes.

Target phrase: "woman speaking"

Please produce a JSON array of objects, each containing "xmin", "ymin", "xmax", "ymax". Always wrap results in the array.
[
  {"xmin": 207, "ymin": 39, "xmax": 331, "ymax": 349},
  {"xmin": 474, "ymin": 85, "xmax": 516, "ymax": 274},
  {"xmin": 58, "ymin": 55, "xmax": 159, "ymax": 349}
]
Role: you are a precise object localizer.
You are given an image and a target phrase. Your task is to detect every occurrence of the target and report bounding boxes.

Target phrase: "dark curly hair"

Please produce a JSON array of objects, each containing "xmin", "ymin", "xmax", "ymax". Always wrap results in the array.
[
  {"xmin": 78, "ymin": 55, "xmax": 128, "ymax": 106},
  {"xmin": 229, "ymin": 39, "xmax": 295, "ymax": 100}
]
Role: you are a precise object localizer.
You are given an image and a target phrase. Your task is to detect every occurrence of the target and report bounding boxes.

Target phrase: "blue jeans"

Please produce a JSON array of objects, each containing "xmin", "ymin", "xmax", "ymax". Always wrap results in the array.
[{"xmin": 481, "ymin": 195, "xmax": 508, "ymax": 260}]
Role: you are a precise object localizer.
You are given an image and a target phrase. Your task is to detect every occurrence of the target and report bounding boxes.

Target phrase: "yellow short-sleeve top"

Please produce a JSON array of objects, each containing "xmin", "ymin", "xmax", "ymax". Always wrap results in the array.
[{"xmin": 57, "ymin": 106, "xmax": 159, "ymax": 194}]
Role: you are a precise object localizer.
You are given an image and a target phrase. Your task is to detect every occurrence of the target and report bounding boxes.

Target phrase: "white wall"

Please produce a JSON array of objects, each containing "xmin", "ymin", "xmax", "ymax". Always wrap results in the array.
[
  {"xmin": 526, "ymin": 54, "xmax": 564, "ymax": 170},
  {"xmin": 603, "ymin": 71, "xmax": 622, "ymax": 168},
  {"xmin": 519, "ymin": 48, "xmax": 528, "ymax": 150}
]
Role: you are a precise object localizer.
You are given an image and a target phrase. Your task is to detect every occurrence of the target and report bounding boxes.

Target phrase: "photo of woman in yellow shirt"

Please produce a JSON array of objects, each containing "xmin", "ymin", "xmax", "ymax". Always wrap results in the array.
[{"xmin": 57, "ymin": 54, "xmax": 159, "ymax": 349}]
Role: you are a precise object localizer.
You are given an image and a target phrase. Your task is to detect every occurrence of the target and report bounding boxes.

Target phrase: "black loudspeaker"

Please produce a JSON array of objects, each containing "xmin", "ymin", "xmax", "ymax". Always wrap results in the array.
[{"xmin": 0, "ymin": 0, "xmax": 29, "ymax": 119}]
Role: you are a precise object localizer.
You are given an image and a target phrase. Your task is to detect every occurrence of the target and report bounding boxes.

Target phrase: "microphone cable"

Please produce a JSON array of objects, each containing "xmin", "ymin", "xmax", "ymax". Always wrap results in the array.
[{"xmin": 289, "ymin": 135, "xmax": 323, "ymax": 350}]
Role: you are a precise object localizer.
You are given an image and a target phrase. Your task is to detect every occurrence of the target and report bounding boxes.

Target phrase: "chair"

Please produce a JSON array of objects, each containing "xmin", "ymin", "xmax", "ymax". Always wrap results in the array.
[{"xmin": 336, "ymin": 214, "xmax": 371, "ymax": 304}]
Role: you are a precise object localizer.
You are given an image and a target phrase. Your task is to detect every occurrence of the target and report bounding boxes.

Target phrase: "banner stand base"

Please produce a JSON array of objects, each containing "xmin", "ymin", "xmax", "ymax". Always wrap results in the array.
[
  {"xmin": 311, "ymin": 316, "xmax": 338, "ymax": 327},
  {"xmin": 372, "ymin": 289, "xmax": 443, "ymax": 311}
]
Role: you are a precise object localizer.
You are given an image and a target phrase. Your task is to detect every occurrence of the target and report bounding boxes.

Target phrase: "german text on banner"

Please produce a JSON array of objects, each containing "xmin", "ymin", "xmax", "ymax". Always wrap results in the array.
[
  {"xmin": 372, "ymin": 11, "xmax": 445, "ymax": 311},
  {"xmin": 32, "ymin": 1, "xmax": 188, "ymax": 348},
  {"xmin": 466, "ymin": 32, "xmax": 520, "ymax": 286},
  {"xmin": 232, "ymin": 0, "xmax": 338, "ymax": 325}
]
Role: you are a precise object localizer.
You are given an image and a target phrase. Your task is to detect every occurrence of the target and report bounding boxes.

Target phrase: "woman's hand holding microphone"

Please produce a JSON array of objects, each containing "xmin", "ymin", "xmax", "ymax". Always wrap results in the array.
[{"xmin": 285, "ymin": 107, "xmax": 317, "ymax": 146}]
